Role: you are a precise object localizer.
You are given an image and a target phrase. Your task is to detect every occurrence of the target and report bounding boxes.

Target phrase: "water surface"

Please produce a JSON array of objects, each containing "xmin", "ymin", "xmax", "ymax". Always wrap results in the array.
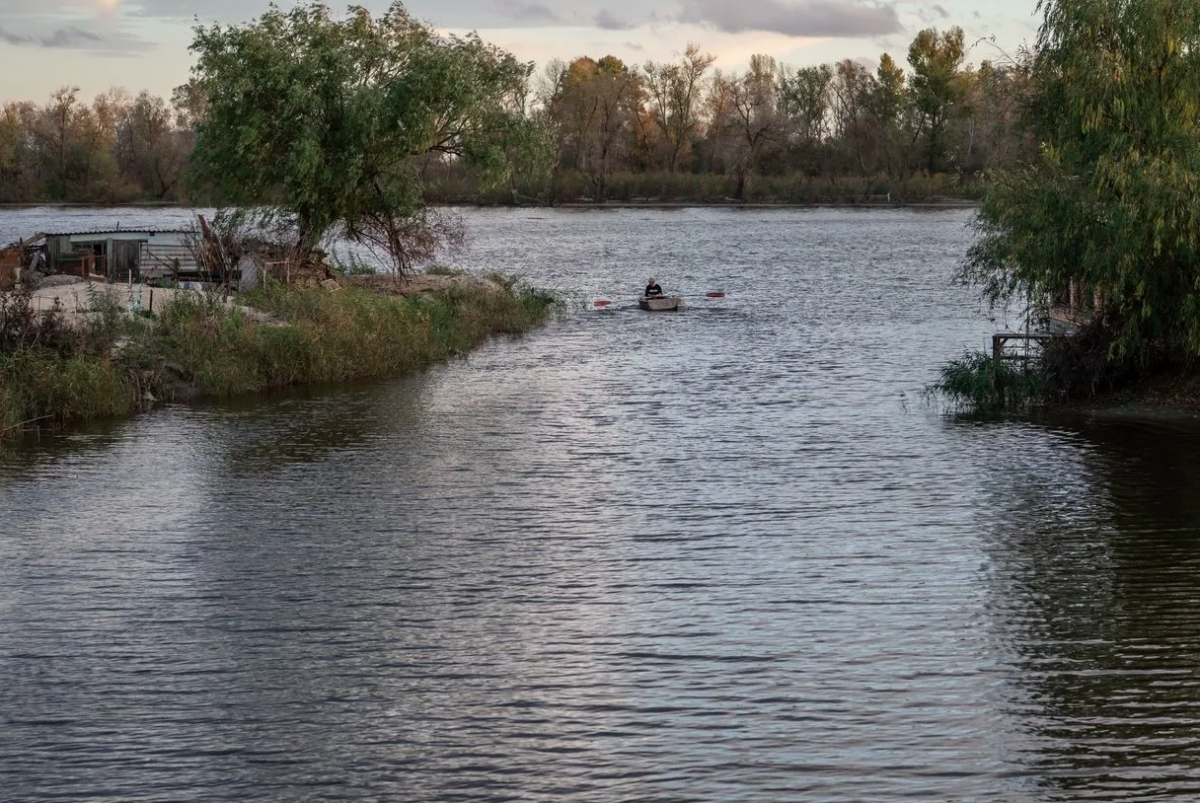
[{"xmin": 4, "ymin": 207, "xmax": 1200, "ymax": 801}]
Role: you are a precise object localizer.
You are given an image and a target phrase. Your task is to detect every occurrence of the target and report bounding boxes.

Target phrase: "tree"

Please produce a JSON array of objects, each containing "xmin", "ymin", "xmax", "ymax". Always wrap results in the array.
[
  {"xmin": 643, "ymin": 44, "xmax": 715, "ymax": 172},
  {"xmin": 964, "ymin": 0, "xmax": 1200, "ymax": 374},
  {"xmin": 777, "ymin": 64, "xmax": 833, "ymax": 174},
  {"xmin": 0, "ymin": 102, "xmax": 37, "ymax": 203},
  {"xmin": 187, "ymin": 1, "xmax": 544, "ymax": 270},
  {"xmin": 907, "ymin": 26, "xmax": 967, "ymax": 173},
  {"xmin": 27, "ymin": 87, "xmax": 122, "ymax": 201},
  {"xmin": 547, "ymin": 55, "xmax": 641, "ymax": 200},
  {"xmin": 116, "ymin": 91, "xmax": 189, "ymax": 200},
  {"xmin": 708, "ymin": 54, "xmax": 780, "ymax": 199},
  {"xmin": 831, "ymin": 59, "xmax": 872, "ymax": 174},
  {"xmin": 862, "ymin": 53, "xmax": 908, "ymax": 182}
]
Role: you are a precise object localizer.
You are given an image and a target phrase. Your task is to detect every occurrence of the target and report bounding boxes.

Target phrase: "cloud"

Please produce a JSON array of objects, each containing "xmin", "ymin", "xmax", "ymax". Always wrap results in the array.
[
  {"xmin": 679, "ymin": 0, "xmax": 901, "ymax": 38},
  {"xmin": 596, "ymin": 9, "xmax": 635, "ymax": 31},
  {"xmin": 932, "ymin": 4, "xmax": 949, "ymax": 18},
  {"xmin": 494, "ymin": 0, "xmax": 560, "ymax": 25},
  {"xmin": 41, "ymin": 26, "xmax": 104, "ymax": 47},
  {"xmin": 0, "ymin": 24, "xmax": 136, "ymax": 50}
]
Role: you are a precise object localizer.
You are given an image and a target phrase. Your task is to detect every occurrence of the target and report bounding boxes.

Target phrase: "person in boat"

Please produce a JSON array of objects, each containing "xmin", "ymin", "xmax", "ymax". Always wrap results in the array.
[{"xmin": 645, "ymin": 278, "xmax": 664, "ymax": 298}]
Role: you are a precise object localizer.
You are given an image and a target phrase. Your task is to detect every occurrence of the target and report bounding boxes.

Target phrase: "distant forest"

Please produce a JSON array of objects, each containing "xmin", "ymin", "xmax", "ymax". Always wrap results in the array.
[{"xmin": 0, "ymin": 26, "xmax": 1033, "ymax": 206}]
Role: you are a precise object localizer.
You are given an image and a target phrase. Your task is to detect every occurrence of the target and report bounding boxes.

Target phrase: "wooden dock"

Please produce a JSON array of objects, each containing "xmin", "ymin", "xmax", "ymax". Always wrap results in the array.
[{"xmin": 992, "ymin": 331, "xmax": 1055, "ymax": 360}]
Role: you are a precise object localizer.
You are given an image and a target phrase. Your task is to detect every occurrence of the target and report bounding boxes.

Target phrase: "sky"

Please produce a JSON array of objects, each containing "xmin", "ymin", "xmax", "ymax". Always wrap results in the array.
[{"xmin": 0, "ymin": 0, "xmax": 1043, "ymax": 103}]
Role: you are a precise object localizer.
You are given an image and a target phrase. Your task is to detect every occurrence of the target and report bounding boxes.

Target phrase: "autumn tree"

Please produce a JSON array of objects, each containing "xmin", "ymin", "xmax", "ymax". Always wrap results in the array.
[
  {"xmin": 116, "ymin": 91, "xmax": 190, "ymax": 200},
  {"xmin": 952, "ymin": 58, "xmax": 1034, "ymax": 177},
  {"xmin": 25, "ymin": 87, "xmax": 123, "ymax": 201},
  {"xmin": 547, "ymin": 55, "xmax": 641, "ymax": 200},
  {"xmin": 709, "ymin": 54, "xmax": 780, "ymax": 199},
  {"xmin": 0, "ymin": 102, "xmax": 37, "ymax": 202},
  {"xmin": 831, "ymin": 60, "xmax": 872, "ymax": 174},
  {"xmin": 862, "ymin": 54, "xmax": 908, "ymax": 182}
]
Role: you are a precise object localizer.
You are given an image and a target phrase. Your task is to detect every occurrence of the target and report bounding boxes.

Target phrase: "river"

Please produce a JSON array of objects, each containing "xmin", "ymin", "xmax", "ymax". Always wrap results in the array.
[{"xmin": 4, "ymin": 207, "xmax": 1200, "ymax": 801}]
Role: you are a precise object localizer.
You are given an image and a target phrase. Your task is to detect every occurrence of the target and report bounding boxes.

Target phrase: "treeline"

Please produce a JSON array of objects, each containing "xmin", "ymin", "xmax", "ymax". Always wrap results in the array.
[
  {"xmin": 530, "ymin": 28, "xmax": 1035, "ymax": 203},
  {"xmin": 0, "ymin": 86, "xmax": 200, "ymax": 204},
  {"xmin": 0, "ymin": 25, "xmax": 1035, "ymax": 205}
]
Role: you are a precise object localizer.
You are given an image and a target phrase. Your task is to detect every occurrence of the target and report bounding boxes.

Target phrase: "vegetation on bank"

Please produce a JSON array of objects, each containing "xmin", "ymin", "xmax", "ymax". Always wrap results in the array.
[
  {"xmin": 432, "ymin": 169, "xmax": 981, "ymax": 206},
  {"xmin": 933, "ymin": 0, "xmax": 1200, "ymax": 413},
  {"xmin": 1, "ymin": 3, "xmax": 564, "ymax": 440},
  {"xmin": 0, "ymin": 279, "xmax": 558, "ymax": 437}
]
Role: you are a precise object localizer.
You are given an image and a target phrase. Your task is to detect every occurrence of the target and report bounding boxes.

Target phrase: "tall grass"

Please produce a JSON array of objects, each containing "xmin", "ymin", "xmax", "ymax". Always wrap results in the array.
[
  {"xmin": 1, "ymin": 279, "xmax": 558, "ymax": 436},
  {"xmin": 928, "ymin": 350, "xmax": 1048, "ymax": 413}
]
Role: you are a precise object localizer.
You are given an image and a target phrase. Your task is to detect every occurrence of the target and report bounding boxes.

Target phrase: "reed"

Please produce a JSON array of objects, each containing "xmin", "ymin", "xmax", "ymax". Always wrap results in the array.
[{"xmin": 928, "ymin": 350, "xmax": 1048, "ymax": 413}]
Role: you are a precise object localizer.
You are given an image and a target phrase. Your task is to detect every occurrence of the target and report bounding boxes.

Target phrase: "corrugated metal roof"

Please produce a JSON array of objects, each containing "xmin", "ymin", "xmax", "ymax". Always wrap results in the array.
[{"xmin": 41, "ymin": 228, "xmax": 191, "ymax": 237}]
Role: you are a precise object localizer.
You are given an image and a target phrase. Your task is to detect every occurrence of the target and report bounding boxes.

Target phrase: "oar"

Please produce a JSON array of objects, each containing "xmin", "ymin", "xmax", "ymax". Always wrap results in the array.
[{"xmin": 593, "ymin": 291, "xmax": 724, "ymax": 307}]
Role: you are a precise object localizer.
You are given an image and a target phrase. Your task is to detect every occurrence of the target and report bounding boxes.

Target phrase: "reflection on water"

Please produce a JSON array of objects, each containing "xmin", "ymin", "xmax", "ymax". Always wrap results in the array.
[
  {"xmin": 4, "ymin": 208, "xmax": 1200, "ymax": 801},
  {"xmin": 973, "ymin": 418, "xmax": 1200, "ymax": 800}
]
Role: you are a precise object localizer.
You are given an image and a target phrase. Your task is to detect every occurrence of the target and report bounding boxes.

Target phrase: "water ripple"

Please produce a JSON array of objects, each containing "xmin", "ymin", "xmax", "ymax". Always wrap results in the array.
[{"xmin": 4, "ymin": 208, "xmax": 1200, "ymax": 800}]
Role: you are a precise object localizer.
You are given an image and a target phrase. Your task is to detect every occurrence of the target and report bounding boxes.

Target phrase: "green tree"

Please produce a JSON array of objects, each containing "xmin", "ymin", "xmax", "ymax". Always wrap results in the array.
[
  {"xmin": 776, "ymin": 64, "xmax": 833, "ymax": 174},
  {"xmin": 187, "ymin": 1, "xmax": 543, "ymax": 268},
  {"xmin": 863, "ymin": 53, "xmax": 908, "ymax": 182},
  {"xmin": 964, "ymin": 0, "xmax": 1200, "ymax": 373},
  {"xmin": 907, "ymin": 26, "xmax": 967, "ymax": 173}
]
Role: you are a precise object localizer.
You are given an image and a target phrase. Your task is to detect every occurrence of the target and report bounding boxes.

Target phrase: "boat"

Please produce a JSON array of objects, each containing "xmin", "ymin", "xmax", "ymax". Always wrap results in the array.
[{"xmin": 638, "ymin": 296, "xmax": 682, "ymax": 311}]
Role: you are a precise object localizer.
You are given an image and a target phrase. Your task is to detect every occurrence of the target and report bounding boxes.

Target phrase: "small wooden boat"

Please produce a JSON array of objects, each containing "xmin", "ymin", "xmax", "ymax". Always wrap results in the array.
[{"xmin": 639, "ymin": 296, "xmax": 682, "ymax": 311}]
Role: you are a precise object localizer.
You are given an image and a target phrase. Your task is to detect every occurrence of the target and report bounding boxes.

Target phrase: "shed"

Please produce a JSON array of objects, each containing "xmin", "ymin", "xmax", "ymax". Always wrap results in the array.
[{"xmin": 41, "ymin": 229, "xmax": 198, "ymax": 282}]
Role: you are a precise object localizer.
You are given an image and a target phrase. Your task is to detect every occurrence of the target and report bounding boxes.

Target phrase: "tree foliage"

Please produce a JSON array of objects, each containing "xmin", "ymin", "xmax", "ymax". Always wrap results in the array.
[
  {"xmin": 907, "ymin": 27, "xmax": 967, "ymax": 172},
  {"xmin": 187, "ymin": 1, "xmax": 544, "ymax": 265},
  {"xmin": 964, "ymin": 0, "xmax": 1200, "ymax": 367}
]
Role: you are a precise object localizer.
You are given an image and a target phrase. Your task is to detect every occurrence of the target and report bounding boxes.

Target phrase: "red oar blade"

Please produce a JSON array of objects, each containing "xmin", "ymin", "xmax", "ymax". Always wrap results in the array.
[
  {"xmin": 705, "ymin": 291, "xmax": 725, "ymax": 298},
  {"xmin": 593, "ymin": 300, "xmax": 613, "ymax": 307}
]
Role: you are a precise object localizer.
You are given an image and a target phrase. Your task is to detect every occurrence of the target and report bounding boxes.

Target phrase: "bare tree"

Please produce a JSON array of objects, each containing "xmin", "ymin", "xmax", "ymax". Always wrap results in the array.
[{"xmin": 643, "ymin": 44, "xmax": 715, "ymax": 172}]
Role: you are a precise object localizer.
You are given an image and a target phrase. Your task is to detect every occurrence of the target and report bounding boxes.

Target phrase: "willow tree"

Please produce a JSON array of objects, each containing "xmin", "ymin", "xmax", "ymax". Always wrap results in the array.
[
  {"xmin": 964, "ymin": 0, "xmax": 1200, "ymax": 373},
  {"xmin": 188, "ymin": 1, "xmax": 545, "ymax": 271}
]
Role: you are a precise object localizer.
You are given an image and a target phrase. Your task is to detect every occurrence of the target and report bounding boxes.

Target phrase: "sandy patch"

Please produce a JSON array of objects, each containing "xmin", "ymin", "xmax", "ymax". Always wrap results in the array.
[{"xmin": 14, "ymin": 280, "xmax": 278, "ymax": 326}]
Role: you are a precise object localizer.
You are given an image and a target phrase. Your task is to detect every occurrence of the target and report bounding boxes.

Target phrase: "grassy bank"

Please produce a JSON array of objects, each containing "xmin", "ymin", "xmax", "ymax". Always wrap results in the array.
[{"xmin": 0, "ymin": 278, "xmax": 557, "ymax": 437}]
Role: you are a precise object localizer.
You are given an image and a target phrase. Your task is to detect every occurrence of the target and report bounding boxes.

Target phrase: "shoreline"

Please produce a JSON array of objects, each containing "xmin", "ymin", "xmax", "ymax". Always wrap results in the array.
[
  {"xmin": 0, "ymin": 198, "xmax": 982, "ymax": 212},
  {"xmin": 0, "ymin": 274, "xmax": 558, "ymax": 439}
]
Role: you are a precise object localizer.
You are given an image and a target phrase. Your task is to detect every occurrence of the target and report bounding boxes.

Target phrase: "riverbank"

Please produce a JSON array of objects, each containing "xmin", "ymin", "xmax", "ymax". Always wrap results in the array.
[
  {"xmin": 0, "ymin": 274, "xmax": 557, "ymax": 438},
  {"xmin": 1057, "ymin": 370, "xmax": 1200, "ymax": 419}
]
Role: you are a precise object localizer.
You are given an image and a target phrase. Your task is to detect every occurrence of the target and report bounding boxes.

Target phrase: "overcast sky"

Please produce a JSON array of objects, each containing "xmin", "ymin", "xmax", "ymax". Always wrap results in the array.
[{"xmin": 0, "ymin": 0, "xmax": 1041, "ymax": 103}]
